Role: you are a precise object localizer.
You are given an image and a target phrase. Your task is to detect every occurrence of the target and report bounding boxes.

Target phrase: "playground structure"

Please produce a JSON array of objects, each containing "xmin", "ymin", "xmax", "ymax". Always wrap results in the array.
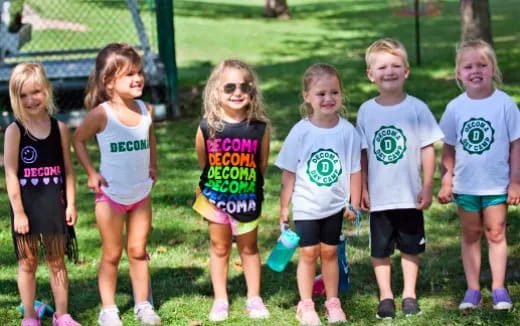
[{"xmin": 0, "ymin": 0, "xmax": 169, "ymax": 122}]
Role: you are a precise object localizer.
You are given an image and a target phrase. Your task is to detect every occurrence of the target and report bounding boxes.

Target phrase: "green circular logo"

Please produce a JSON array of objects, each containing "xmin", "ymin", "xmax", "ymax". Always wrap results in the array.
[
  {"xmin": 306, "ymin": 149, "xmax": 342, "ymax": 186},
  {"xmin": 373, "ymin": 126, "xmax": 407, "ymax": 165},
  {"xmin": 460, "ymin": 118, "xmax": 494, "ymax": 155}
]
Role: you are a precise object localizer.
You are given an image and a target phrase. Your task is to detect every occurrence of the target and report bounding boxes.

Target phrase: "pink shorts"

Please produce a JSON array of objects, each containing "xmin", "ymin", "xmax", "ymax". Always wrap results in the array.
[
  {"xmin": 192, "ymin": 188, "xmax": 260, "ymax": 236},
  {"xmin": 95, "ymin": 192, "xmax": 149, "ymax": 214}
]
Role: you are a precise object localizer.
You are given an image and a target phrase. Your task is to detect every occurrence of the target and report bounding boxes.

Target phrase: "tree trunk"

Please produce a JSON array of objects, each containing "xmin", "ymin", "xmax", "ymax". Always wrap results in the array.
[
  {"xmin": 264, "ymin": 0, "xmax": 291, "ymax": 19},
  {"xmin": 460, "ymin": 0, "xmax": 492, "ymax": 44}
]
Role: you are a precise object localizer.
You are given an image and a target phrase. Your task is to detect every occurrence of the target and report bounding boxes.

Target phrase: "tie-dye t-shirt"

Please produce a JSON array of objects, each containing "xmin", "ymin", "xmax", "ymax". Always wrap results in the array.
[{"xmin": 198, "ymin": 119, "xmax": 266, "ymax": 222}]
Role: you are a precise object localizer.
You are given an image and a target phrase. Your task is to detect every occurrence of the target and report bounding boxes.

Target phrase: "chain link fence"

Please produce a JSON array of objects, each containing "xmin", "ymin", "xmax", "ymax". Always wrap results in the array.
[{"xmin": 0, "ymin": 0, "xmax": 165, "ymax": 123}]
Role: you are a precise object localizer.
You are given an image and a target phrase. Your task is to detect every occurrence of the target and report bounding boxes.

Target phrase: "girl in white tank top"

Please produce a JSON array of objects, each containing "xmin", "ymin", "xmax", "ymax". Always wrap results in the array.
[{"xmin": 73, "ymin": 43, "xmax": 160, "ymax": 325}]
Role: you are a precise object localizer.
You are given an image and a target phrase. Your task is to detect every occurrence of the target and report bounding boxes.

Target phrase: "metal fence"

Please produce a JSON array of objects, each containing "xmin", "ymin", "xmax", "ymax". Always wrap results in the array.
[{"xmin": 0, "ymin": 0, "xmax": 164, "ymax": 116}]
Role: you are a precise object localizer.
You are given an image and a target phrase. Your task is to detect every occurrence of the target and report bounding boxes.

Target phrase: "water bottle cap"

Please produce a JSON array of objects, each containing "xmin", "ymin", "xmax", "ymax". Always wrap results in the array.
[{"xmin": 280, "ymin": 229, "xmax": 300, "ymax": 248}]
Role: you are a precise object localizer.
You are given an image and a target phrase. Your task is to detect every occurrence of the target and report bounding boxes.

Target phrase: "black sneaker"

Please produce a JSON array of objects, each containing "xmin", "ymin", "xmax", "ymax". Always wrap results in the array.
[
  {"xmin": 376, "ymin": 298, "xmax": 395, "ymax": 319},
  {"xmin": 402, "ymin": 297, "xmax": 422, "ymax": 316}
]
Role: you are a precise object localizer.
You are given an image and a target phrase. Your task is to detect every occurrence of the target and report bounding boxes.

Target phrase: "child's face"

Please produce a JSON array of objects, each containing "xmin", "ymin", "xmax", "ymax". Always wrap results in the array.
[
  {"xmin": 303, "ymin": 74, "xmax": 342, "ymax": 118},
  {"xmin": 19, "ymin": 80, "xmax": 46, "ymax": 117},
  {"xmin": 219, "ymin": 68, "xmax": 252, "ymax": 116},
  {"xmin": 457, "ymin": 49, "xmax": 494, "ymax": 98},
  {"xmin": 367, "ymin": 52, "xmax": 409, "ymax": 94},
  {"xmin": 107, "ymin": 64, "xmax": 144, "ymax": 100}
]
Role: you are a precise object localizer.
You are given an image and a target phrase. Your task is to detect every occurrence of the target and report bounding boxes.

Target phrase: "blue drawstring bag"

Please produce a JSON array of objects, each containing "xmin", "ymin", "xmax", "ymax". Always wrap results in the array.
[{"xmin": 19, "ymin": 300, "xmax": 54, "ymax": 319}]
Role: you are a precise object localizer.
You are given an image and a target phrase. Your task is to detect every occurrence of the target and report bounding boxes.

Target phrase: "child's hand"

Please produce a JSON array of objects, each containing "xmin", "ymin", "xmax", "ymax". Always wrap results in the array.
[
  {"xmin": 507, "ymin": 181, "xmax": 520, "ymax": 205},
  {"xmin": 437, "ymin": 184, "xmax": 453, "ymax": 204},
  {"xmin": 149, "ymin": 167, "xmax": 158, "ymax": 185},
  {"xmin": 280, "ymin": 206, "xmax": 290, "ymax": 227},
  {"xmin": 14, "ymin": 213, "xmax": 30, "ymax": 234},
  {"xmin": 361, "ymin": 189, "xmax": 370, "ymax": 211},
  {"xmin": 417, "ymin": 187, "xmax": 433, "ymax": 210},
  {"xmin": 87, "ymin": 172, "xmax": 108, "ymax": 194},
  {"xmin": 343, "ymin": 206, "xmax": 357, "ymax": 221},
  {"xmin": 65, "ymin": 206, "xmax": 78, "ymax": 226}
]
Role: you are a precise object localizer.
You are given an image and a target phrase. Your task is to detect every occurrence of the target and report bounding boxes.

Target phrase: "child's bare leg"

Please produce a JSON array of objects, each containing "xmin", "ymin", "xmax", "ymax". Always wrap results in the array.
[
  {"xmin": 320, "ymin": 243, "xmax": 339, "ymax": 299},
  {"xmin": 126, "ymin": 198, "xmax": 152, "ymax": 303},
  {"xmin": 482, "ymin": 203, "xmax": 508, "ymax": 290},
  {"xmin": 401, "ymin": 253, "xmax": 420, "ymax": 299},
  {"xmin": 96, "ymin": 202, "xmax": 124, "ymax": 306},
  {"xmin": 46, "ymin": 256, "xmax": 69, "ymax": 316},
  {"xmin": 208, "ymin": 221, "xmax": 232, "ymax": 301},
  {"xmin": 372, "ymin": 257, "xmax": 393, "ymax": 300},
  {"xmin": 18, "ymin": 255, "xmax": 39, "ymax": 319},
  {"xmin": 459, "ymin": 208, "xmax": 483, "ymax": 290},
  {"xmin": 297, "ymin": 244, "xmax": 320, "ymax": 300},
  {"xmin": 236, "ymin": 228, "xmax": 261, "ymax": 298}
]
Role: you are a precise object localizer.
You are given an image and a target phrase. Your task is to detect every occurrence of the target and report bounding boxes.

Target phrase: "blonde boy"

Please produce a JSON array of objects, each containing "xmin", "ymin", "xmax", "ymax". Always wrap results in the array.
[{"xmin": 356, "ymin": 39, "xmax": 443, "ymax": 319}]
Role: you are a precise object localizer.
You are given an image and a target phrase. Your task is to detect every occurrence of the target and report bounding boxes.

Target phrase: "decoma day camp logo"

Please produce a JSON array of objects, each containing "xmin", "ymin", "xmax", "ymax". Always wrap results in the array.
[
  {"xmin": 306, "ymin": 148, "xmax": 342, "ymax": 187},
  {"xmin": 460, "ymin": 117, "xmax": 495, "ymax": 155},
  {"xmin": 373, "ymin": 126, "xmax": 407, "ymax": 165}
]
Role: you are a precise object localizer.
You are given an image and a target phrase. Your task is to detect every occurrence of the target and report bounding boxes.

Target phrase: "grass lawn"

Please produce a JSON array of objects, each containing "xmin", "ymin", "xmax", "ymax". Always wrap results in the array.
[{"xmin": 1, "ymin": 0, "xmax": 520, "ymax": 325}]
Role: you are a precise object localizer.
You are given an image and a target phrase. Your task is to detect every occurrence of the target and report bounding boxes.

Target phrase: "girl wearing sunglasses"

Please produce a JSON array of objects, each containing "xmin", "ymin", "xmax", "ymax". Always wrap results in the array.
[{"xmin": 194, "ymin": 59, "xmax": 271, "ymax": 321}]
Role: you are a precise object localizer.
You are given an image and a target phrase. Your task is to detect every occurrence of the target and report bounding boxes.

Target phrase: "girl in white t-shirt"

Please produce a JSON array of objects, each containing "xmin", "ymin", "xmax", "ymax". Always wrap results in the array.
[
  {"xmin": 275, "ymin": 63, "xmax": 361, "ymax": 325},
  {"xmin": 438, "ymin": 39, "xmax": 520, "ymax": 311},
  {"xmin": 73, "ymin": 43, "xmax": 160, "ymax": 325}
]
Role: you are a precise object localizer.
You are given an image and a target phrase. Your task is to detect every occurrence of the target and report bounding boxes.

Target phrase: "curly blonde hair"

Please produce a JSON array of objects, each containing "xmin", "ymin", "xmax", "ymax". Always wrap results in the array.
[
  {"xmin": 202, "ymin": 59, "xmax": 269, "ymax": 139},
  {"xmin": 9, "ymin": 62, "xmax": 56, "ymax": 128},
  {"xmin": 84, "ymin": 42, "xmax": 143, "ymax": 110},
  {"xmin": 455, "ymin": 39, "xmax": 502, "ymax": 89},
  {"xmin": 300, "ymin": 63, "xmax": 347, "ymax": 118}
]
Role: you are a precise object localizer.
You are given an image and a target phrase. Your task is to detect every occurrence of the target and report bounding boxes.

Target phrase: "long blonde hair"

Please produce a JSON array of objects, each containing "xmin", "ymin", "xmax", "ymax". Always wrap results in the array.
[
  {"xmin": 9, "ymin": 62, "xmax": 56, "ymax": 128},
  {"xmin": 300, "ymin": 63, "xmax": 347, "ymax": 118},
  {"xmin": 455, "ymin": 39, "xmax": 502, "ymax": 89},
  {"xmin": 202, "ymin": 59, "xmax": 269, "ymax": 139},
  {"xmin": 84, "ymin": 42, "xmax": 143, "ymax": 110}
]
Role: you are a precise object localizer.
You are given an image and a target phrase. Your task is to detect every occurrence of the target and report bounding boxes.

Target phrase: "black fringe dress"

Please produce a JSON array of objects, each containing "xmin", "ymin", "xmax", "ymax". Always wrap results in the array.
[{"xmin": 10, "ymin": 118, "xmax": 78, "ymax": 262}]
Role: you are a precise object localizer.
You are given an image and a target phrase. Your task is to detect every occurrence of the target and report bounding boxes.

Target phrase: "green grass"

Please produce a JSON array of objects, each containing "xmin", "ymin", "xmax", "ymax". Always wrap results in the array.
[{"xmin": 2, "ymin": 0, "xmax": 520, "ymax": 325}]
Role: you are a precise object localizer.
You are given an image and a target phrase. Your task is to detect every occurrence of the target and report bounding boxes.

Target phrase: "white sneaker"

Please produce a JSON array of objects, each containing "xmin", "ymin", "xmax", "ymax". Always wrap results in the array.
[
  {"xmin": 98, "ymin": 306, "xmax": 123, "ymax": 326},
  {"xmin": 134, "ymin": 301, "xmax": 161, "ymax": 325}
]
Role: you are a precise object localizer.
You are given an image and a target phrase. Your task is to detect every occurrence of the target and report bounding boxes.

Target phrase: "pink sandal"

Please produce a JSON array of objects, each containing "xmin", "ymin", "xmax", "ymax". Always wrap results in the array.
[
  {"xmin": 52, "ymin": 313, "xmax": 81, "ymax": 326},
  {"xmin": 21, "ymin": 318, "xmax": 41, "ymax": 326}
]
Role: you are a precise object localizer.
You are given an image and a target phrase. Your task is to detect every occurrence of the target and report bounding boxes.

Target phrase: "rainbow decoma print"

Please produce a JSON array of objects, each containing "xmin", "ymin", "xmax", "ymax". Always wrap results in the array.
[{"xmin": 202, "ymin": 137, "xmax": 259, "ymax": 215}]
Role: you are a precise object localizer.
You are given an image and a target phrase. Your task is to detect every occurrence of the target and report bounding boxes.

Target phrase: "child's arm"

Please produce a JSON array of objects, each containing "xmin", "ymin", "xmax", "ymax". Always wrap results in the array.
[
  {"xmin": 195, "ymin": 127, "xmax": 207, "ymax": 170},
  {"xmin": 72, "ymin": 106, "xmax": 108, "ymax": 193},
  {"xmin": 3, "ymin": 124, "xmax": 29, "ymax": 234},
  {"xmin": 437, "ymin": 143, "xmax": 455, "ymax": 204},
  {"xmin": 344, "ymin": 171, "xmax": 361, "ymax": 220},
  {"xmin": 147, "ymin": 103, "xmax": 158, "ymax": 184},
  {"xmin": 507, "ymin": 139, "xmax": 520, "ymax": 205},
  {"xmin": 360, "ymin": 149, "xmax": 370, "ymax": 211},
  {"xmin": 417, "ymin": 144, "xmax": 435, "ymax": 210},
  {"xmin": 260, "ymin": 126, "xmax": 270, "ymax": 176},
  {"xmin": 58, "ymin": 121, "xmax": 77, "ymax": 226},
  {"xmin": 280, "ymin": 169, "xmax": 295, "ymax": 227}
]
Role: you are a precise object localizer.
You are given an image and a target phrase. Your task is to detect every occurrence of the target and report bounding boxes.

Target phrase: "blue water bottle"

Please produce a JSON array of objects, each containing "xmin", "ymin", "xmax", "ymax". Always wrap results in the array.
[
  {"xmin": 337, "ymin": 234, "xmax": 350, "ymax": 291},
  {"xmin": 267, "ymin": 226, "xmax": 300, "ymax": 272}
]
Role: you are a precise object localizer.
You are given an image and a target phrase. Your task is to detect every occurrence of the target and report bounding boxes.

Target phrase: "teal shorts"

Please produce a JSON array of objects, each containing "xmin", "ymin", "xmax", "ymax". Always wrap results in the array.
[{"xmin": 452, "ymin": 194, "xmax": 507, "ymax": 212}]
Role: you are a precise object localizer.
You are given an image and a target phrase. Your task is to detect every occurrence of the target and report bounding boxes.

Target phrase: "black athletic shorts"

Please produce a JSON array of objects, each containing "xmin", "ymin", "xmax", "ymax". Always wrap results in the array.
[
  {"xmin": 295, "ymin": 210, "xmax": 343, "ymax": 247},
  {"xmin": 370, "ymin": 208, "xmax": 425, "ymax": 258}
]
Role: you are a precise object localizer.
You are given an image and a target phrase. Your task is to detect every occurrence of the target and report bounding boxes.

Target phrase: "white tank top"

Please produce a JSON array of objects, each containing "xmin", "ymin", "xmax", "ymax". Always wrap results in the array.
[{"xmin": 96, "ymin": 100, "xmax": 153, "ymax": 204}]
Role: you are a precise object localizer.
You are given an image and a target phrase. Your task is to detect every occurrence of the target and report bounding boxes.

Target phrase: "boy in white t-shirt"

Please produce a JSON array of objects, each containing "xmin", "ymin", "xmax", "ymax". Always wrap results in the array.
[{"xmin": 356, "ymin": 39, "xmax": 443, "ymax": 319}]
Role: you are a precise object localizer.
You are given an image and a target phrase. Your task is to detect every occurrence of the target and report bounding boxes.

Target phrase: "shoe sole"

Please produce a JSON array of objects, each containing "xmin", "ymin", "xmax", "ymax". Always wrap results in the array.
[
  {"xmin": 404, "ymin": 310, "xmax": 423, "ymax": 317},
  {"xmin": 493, "ymin": 302, "xmax": 513, "ymax": 310},
  {"xmin": 375, "ymin": 314, "xmax": 393, "ymax": 320}
]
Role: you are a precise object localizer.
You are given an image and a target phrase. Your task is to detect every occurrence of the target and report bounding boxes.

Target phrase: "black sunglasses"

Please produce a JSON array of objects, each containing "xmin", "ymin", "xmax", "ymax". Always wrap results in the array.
[{"xmin": 222, "ymin": 82, "xmax": 253, "ymax": 94}]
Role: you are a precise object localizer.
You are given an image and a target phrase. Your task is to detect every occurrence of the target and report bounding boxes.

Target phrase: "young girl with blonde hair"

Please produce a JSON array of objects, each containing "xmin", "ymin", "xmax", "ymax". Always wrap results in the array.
[
  {"xmin": 5, "ymin": 62, "xmax": 80, "ymax": 326},
  {"xmin": 438, "ymin": 39, "xmax": 520, "ymax": 310},
  {"xmin": 193, "ymin": 59, "xmax": 271, "ymax": 321},
  {"xmin": 275, "ymin": 63, "xmax": 361, "ymax": 325}
]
